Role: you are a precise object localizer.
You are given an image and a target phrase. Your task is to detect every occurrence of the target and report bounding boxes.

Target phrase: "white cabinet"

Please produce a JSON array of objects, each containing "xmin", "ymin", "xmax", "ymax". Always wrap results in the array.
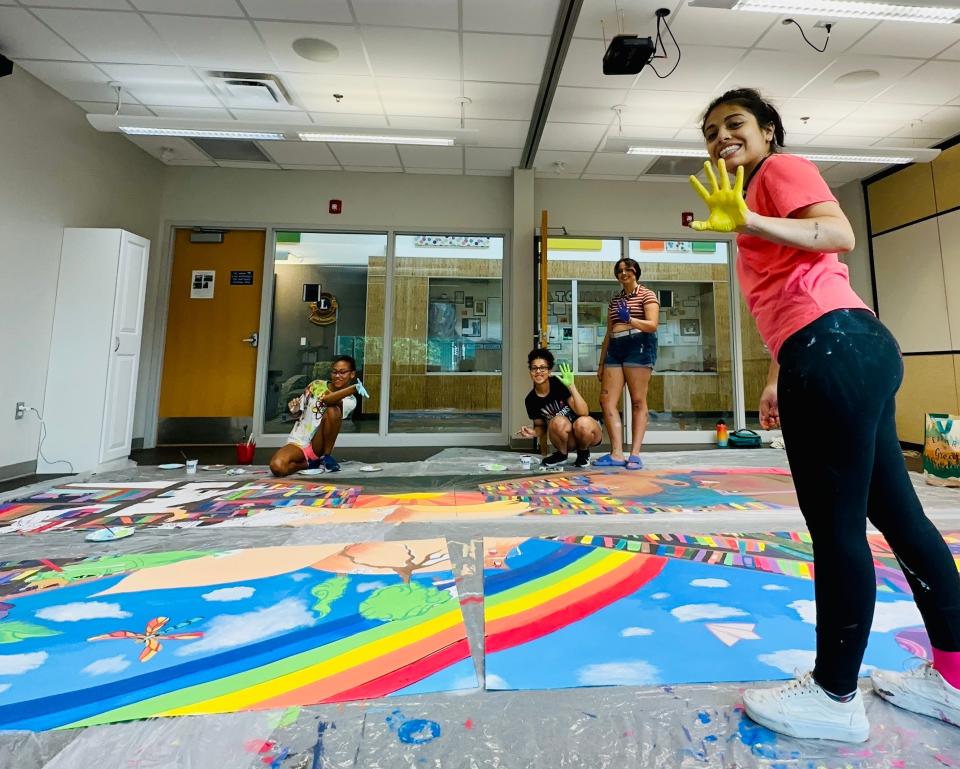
[{"xmin": 39, "ymin": 229, "xmax": 150, "ymax": 473}]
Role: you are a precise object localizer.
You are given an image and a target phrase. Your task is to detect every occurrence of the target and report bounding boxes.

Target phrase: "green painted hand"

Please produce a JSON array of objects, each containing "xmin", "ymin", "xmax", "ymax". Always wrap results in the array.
[
  {"xmin": 555, "ymin": 361, "xmax": 575, "ymax": 387},
  {"xmin": 688, "ymin": 159, "xmax": 749, "ymax": 233}
]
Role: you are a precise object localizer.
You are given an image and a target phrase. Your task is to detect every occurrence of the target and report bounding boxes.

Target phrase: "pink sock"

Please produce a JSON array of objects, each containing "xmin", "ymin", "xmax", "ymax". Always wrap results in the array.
[{"xmin": 932, "ymin": 647, "xmax": 960, "ymax": 690}]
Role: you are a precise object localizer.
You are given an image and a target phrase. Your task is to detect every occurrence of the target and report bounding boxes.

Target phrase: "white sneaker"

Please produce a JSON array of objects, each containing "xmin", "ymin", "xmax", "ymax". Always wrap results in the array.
[
  {"xmin": 743, "ymin": 673, "xmax": 870, "ymax": 743},
  {"xmin": 871, "ymin": 663, "xmax": 960, "ymax": 727}
]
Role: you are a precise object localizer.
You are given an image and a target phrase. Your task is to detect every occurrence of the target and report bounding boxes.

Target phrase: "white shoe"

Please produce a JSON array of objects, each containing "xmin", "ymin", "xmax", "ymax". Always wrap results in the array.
[
  {"xmin": 743, "ymin": 672, "xmax": 870, "ymax": 743},
  {"xmin": 871, "ymin": 663, "xmax": 960, "ymax": 727}
]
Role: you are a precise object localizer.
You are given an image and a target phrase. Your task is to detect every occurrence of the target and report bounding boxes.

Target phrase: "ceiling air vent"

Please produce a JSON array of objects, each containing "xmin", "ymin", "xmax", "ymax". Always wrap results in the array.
[
  {"xmin": 190, "ymin": 137, "xmax": 273, "ymax": 162},
  {"xmin": 643, "ymin": 156, "xmax": 706, "ymax": 176},
  {"xmin": 206, "ymin": 71, "xmax": 293, "ymax": 107}
]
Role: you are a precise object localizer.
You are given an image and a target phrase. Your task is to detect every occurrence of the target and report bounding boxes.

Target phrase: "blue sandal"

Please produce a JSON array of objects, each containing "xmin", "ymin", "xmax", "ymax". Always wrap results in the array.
[
  {"xmin": 625, "ymin": 454, "xmax": 644, "ymax": 470},
  {"xmin": 592, "ymin": 453, "xmax": 627, "ymax": 467}
]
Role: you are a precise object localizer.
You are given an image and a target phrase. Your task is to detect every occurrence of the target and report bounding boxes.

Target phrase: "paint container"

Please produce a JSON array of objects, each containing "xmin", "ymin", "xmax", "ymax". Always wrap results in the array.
[
  {"xmin": 520, "ymin": 455, "xmax": 532, "ymax": 470},
  {"xmin": 235, "ymin": 442, "xmax": 256, "ymax": 464},
  {"xmin": 185, "ymin": 459, "xmax": 198, "ymax": 475}
]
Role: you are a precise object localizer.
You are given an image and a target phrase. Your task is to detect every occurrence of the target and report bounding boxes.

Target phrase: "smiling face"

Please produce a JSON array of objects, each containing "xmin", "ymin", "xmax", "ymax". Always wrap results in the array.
[
  {"xmin": 528, "ymin": 357, "xmax": 552, "ymax": 387},
  {"xmin": 614, "ymin": 260, "xmax": 638, "ymax": 291},
  {"xmin": 702, "ymin": 102, "xmax": 774, "ymax": 178}
]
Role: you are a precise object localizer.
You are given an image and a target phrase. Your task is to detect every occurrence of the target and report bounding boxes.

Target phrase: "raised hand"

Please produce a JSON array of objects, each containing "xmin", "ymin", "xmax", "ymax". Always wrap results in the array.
[
  {"xmin": 688, "ymin": 159, "xmax": 749, "ymax": 233},
  {"xmin": 554, "ymin": 361, "xmax": 575, "ymax": 387},
  {"xmin": 354, "ymin": 379, "xmax": 370, "ymax": 399},
  {"xmin": 615, "ymin": 299, "xmax": 631, "ymax": 323}
]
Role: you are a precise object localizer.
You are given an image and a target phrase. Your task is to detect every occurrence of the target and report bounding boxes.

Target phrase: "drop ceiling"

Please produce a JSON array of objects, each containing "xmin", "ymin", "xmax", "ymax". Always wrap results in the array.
[{"xmin": 1, "ymin": 0, "xmax": 959, "ymax": 185}]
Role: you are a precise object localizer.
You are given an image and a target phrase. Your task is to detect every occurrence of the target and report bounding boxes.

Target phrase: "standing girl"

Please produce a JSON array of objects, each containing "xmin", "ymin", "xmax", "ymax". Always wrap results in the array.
[
  {"xmin": 594, "ymin": 257, "xmax": 659, "ymax": 470},
  {"xmin": 690, "ymin": 87, "xmax": 960, "ymax": 742}
]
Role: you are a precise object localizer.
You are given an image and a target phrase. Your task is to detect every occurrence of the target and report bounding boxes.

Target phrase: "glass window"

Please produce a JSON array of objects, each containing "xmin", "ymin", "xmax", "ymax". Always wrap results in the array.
[
  {"xmin": 263, "ymin": 231, "xmax": 386, "ymax": 436},
  {"xmin": 389, "ymin": 234, "xmax": 504, "ymax": 433}
]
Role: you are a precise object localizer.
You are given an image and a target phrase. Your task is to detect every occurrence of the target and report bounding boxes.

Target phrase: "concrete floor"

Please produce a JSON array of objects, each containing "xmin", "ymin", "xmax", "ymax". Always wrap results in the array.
[{"xmin": 1, "ymin": 447, "xmax": 958, "ymax": 769}]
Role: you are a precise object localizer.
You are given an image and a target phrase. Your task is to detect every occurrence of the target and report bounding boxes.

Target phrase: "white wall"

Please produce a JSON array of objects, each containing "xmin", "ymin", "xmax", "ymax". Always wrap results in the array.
[{"xmin": 0, "ymin": 66, "xmax": 163, "ymax": 476}]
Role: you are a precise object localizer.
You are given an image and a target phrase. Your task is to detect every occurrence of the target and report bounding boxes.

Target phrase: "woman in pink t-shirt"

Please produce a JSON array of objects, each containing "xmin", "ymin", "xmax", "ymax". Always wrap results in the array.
[{"xmin": 690, "ymin": 88, "xmax": 960, "ymax": 742}]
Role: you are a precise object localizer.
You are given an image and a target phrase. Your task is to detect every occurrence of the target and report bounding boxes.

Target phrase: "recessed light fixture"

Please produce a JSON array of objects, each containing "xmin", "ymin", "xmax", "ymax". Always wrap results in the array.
[
  {"xmin": 299, "ymin": 132, "xmax": 455, "ymax": 146},
  {"xmin": 120, "ymin": 126, "xmax": 284, "ymax": 140},
  {"xmin": 689, "ymin": 0, "xmax": 960, "ymax": 24},
  {"xmin": 292, "ymin": 37, "xmax": 339, "ymax": 63},
  {"xmin": 834, "ymin": 69, "xmax": 881, "ymax": 86},
  {"xmin": 626, "ymin": 146, "xmax": 710, "ymax": 157}
]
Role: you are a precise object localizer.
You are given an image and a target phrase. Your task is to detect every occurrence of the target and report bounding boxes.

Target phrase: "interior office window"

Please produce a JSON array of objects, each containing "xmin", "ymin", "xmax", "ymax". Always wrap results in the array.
[
  {"xmin": 427, "ymin": 277, "xmax": 503, "ymax": 373},
  {"xmin": 263, "ymin": 231, "xmax": 387, "ymax": 435}
]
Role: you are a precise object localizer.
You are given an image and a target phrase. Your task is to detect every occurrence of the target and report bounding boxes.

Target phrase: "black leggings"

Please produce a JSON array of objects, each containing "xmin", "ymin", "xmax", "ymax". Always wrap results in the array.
[{"xmin": 778, "ymin": 309, "xmax": 960, "ymax": 695}]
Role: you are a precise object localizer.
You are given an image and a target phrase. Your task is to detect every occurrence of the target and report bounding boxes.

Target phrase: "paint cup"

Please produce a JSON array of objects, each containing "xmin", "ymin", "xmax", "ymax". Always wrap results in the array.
[
  {"xmin": 185, "ymin": 459, "xmax": 198, "ymax": 474},
  {"xmin": 235, "ymin": 442, "xmax": 256, "ymax": 465},
  {"xmin": 520, "ymin": 455, "xmax": 532, "ymax": 470}
]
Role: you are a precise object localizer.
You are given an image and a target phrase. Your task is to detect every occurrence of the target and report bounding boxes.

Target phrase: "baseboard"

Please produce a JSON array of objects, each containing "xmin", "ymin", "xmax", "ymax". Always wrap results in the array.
[{"xmin": 0, "ymin": 459, "xmax": 37, "ymax": 482}]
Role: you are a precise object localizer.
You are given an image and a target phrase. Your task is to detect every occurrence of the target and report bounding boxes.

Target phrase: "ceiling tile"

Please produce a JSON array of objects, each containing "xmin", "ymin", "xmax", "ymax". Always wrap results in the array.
[
  {"xmin": 755, "ymin": 16, "xmax": 880, "ymax": 55},
  {"xmin": 0, "ymin": 7, "xmax": 80, "ymax": 60},
  {"xmin": 465, "ymin": 146, "xmax": 521, "ymax": 170},
  {"xmin": 672, "ymin": 127, "xmax": 707, "ymax": 143},
  {"xmin": 581, "ymin": 173, "xmax": 639, "ymax": 180},
  {"xmin": 796, "ymin": 54, "xmax": 923, "ymax": 102},
  {"xmin": 148, "ymin": 106, "xmax": 233, "ymax": 119},
  {"xmin": 821, "ymin": 161, "xmax": 882, "ymax": 185},
  {"xmin": 533, "ymin": 149, "xmax": 593, "ymax": 174},
  {"xmin": 890, "ymin": 106, "xmax": 960, "ymax": 141},
  {"xmin": 825, "ymin": 102, "xmax": 933, "ymax": 137},
  {"xmin": 166, "ymin": 158, "xmax": 217, "ymax": 166},
  {"xmin": 353, "ymin": 0, "xmax": 458, "ymax": 30},
  {"xmin": 466, "ymin": 168, "xmax": 512, "ymax": 176},
  {"xmin": 719, "ymin": 49, "xmax": 833, "ymax": 99},
  {"xmin": 146, "ymin": 14, "xmax": 273, "ymax": 69},
  {"xmin": 33, "ymin": 9, "xmax": 175, "ymax": 65},
  {"xmin": 405, "ymin": 167, "xmax": 463, "ymax": 175},
  {"xmin": 278, "ymin": 164, "xmax": 341, "ymax": 170},
  {"xmin": 614, "ymin": 124, "xmax": 684, "ymax": 140},
  {"xmin": 364, "ymin": 27, "xmax": 459, "ymax": 79},
  {"xmin": 259, "ymin": 140, "xmax": 339, "ymax": 165},
  {"xmin": 634, "ymin": 45, "xmax": 745, "ymax": 94},
  {"xmin": 549, "ymin": 86, "xmax": 626, "ymax": 124},
  {"xmin": 308, "ymin": 112, "xmax": 389, "ymax": 127},
  {"xmin": 239, "ymin": 0, "xmax": 353, "ymax": 23},
  {"xmin": 329, "ymin": 142, "xmax": 402, "ymax": 166},
  {"xmin": 462, "ymin": 0, "xmax": 559, "ymax": 34},
  {"xmin": 397, "ymin": 145, "xmax": 463, "ymax": 169},
  {"xmin": 18, "ymin": 0, "xmax": 129, "ymax": 8},
  {"xmin": 131, "ymin": 0, "xmax": 243, "ymax": 14},
  {"xmin": 805, "ymin": 133, "xmax": 885, "ymax": 146},
  {"xmin": 286, "ymin": 73, "xmax": 383, "ymax": 113},
  {"xmin": 584, "ymin": 152, "xmax": 654, "ymax": 175},
  {"xmin": 230, "ymin": 108, "xmax": 312, "ymax": 123},
  {"xmin": 99, "ymin": 63, "xmax": 223, "ymax": 108},
  {"xmin": 539, "ymin": 121, "xmax": 607, "ymax": 151},
  {"xmin": 940, "ymin": 39, "xmax": 960, "ymax": 61},
  {"xmin": 558, "ymin": 37, "xmax": 634, "ymax": 90},
  {"xmin": 623, "ymin": 90, "xmax": 709, "ymax": 129},
  {"xmin": 125, "ymin": 134, "xmax": 210, "ymax": 162},
  {"xmin": 377, "ymin": 77, "xmax": 462, "ymax": 118},
  {"xmin": 851, "ymin": 20, "xmax": 960, "ymax": 60},
  {"xmin": 573, "ymin": 0, "xmax": 637, "ymax": 40},
  {"xmin": 777, "ymin": 97, "xmax": 860, "ymax": 135},
  {"xmin": 216, "ymin": 160, "xmax": 281, "ymax": 168},
  {"xmin": 389, "ymin": 116, "xmax": 461, "ymax": 129},
  {"xmin": 463, "ymin": 81, "xmax": 538, "ymax": 120},
  {"xmin": 343, "ymin": 165, "xmax": 403, "ymax": 172},
  {"xmin": 872, "ymin": 60, "xmax": 960, "ymax": 106},
  {"xmin": 16, "ymin": 60, "xmax": 122, "ymax": 101},
  {"xmin": 669, "ymin": 5, "xmax": 775, "ymax": 48},
  {"xmin": 255, "ymin": 21, "xmax": 370, "ymax": 75},
  {"xmin": 77, "ymin": 101, "xmax": 153, "ymax": 116},
  {"xmin": 464, "ymin": 32, "xmax": 549, "ymax": 84},
  {"xmin": 463, "ymin": 118, "xmax": 528, "ymax": 148}
]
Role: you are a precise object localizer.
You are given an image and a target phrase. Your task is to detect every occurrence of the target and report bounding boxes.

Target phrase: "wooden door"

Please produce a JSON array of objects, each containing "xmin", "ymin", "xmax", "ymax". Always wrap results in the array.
[{"xmin": 158, "ymin": 229, "xmax": 265, "ymax": 419}]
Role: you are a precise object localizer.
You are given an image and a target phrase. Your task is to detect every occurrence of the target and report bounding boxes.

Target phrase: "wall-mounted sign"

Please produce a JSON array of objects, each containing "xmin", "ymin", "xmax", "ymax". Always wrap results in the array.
[
  {"xmin": 190, "ymin": 270, "xmax": 215, "ymax": 299},
  {"xmin": 231, "ymin": 270, "xmax": 254, "ymax": 285}
]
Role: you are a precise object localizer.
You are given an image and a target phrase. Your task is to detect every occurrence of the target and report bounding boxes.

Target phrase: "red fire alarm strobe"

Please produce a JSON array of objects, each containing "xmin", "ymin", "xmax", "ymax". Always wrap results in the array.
[
  {"xmin": 681, "ymin": 211, "xmax": 694, "ymax": 227},
  {"xmin": 329, "ymin": 199, "xmax": 342, "ymax": 215}
]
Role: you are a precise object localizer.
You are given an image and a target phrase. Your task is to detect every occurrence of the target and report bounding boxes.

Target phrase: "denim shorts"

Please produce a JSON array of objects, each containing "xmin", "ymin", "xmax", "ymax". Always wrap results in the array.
[{"xmin": 604, "ymin": 331, "xmax": 657, "ymax": 368}]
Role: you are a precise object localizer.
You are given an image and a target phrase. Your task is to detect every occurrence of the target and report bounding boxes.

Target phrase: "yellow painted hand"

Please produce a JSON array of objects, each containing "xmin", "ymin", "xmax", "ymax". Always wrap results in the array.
[{"xmin": 688, "ymin": 159, "xmax": 749, "ymax": 233}]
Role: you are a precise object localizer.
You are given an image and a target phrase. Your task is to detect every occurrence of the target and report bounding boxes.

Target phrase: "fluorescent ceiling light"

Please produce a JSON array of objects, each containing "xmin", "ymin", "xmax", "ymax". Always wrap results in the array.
[
  {"xmin": 797, "ymin": 151, "xmax": 916, "ymax": 163},
  {"xmin": 689, "ymin": 0, "xmax": 960, "ymax": 23},
  {"xmin": 299, "ymin": 132, "xmax": 455, "ymax": 146},
  {"xmin": 120, "ymin": 126, "xmax": 284, "ymax": 140},
  {"xmin": 627, "ymin": 146, "xmax": 708, "ymax": 157}
]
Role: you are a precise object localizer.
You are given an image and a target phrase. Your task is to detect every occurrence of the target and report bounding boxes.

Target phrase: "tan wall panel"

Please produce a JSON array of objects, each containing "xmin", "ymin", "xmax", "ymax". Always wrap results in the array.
[
  {"xmin": 872, "ymin": 219, "xmax": 952, "ymax": 352},
  {"xmin": 895, "ymin": 355, "xmax": 960, "ymax": 444},
  {"xmin": 868, "ymin": 163, "xmax": 936, "ymax": 234},
  {"xmin": 937, "ymin": 210, "xmax": 960, "ymax": 348},
  {"xmin": 933, "ymin": 143, "xmax": 960, "ymax": 213}
]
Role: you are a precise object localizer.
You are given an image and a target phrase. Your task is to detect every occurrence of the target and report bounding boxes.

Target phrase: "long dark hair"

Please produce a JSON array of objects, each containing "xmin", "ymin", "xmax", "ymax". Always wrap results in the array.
[{"xmin": 701, "ymin": 88, "xmax": 786, "ymax": 150}]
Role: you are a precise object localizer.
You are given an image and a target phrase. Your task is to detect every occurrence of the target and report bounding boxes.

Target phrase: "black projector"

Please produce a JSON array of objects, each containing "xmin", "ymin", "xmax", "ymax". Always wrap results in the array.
[{"xmin": 602, "ymin": 35, "xmax": 656, "ymax": 75}]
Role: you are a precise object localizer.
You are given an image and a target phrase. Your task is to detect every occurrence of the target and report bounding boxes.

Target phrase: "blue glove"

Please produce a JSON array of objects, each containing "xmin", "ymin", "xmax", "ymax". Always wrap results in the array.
[
  {"xmin": 355, "ymin": 379, "xmax": 370, "ymax": 399},
  {"xmin": 615, "ymin": 299, "xmax": 631, "ymax": 323}
]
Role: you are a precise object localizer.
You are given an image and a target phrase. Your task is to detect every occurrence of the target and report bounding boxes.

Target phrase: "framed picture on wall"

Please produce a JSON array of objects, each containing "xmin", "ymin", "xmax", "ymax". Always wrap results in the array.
[
  {"xmin": 474, "ymin": 300, "xmax": 486, "ymax": 316},
  {"xmin": 465, "ymin": 296, "xmax": 474, "ymax": 308},
  {"xmin": 454, "ymin": 290, "xmax": 464, "ymax": 303},
  {"xmin": 462, "ymin": 318, "xmax": 481, "ymax": 337},
  {"xmin": 680, "ymin": 318, "xmax": 701, "ymax": 337}
]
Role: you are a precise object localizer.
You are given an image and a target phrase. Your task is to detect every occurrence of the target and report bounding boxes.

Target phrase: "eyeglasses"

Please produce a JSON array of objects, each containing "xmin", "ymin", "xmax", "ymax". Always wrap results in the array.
[
  {"xmin": 330, "ymin": 369, "xmax": 353, "ymax": 376},
  {"xmin": 615, "ymin": 268, "xmax": 634, "ymax": 275},
  {"xmin": 529, "ymin": 365, "xmax": 550, "ymax": 372}
]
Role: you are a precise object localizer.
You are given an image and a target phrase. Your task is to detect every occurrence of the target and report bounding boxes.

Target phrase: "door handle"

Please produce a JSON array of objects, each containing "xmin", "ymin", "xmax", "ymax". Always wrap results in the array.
[
  {"xmin": 242, "ymin": 332, "xmax": 259, "ymax": 348},
  {"xmin": 114, "ymin": 336, "xmax": 120, "ymax": 352}
]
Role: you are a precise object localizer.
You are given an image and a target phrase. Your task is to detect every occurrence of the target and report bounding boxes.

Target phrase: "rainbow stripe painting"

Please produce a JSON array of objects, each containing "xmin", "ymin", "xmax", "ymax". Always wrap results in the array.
[
  {"xmin": 0, "ymin": 540, "xmax": 475, "ymax": 731},
  {"xmin": 483, "ymin": 532, "xmax": 959, "ymax": 692}
]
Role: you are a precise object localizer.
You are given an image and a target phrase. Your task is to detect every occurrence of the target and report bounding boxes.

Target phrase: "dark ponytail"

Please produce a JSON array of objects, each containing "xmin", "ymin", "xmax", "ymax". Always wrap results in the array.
[{"xmin": 701, "ymin": 88, "xmax": 786, "ymax": 150}]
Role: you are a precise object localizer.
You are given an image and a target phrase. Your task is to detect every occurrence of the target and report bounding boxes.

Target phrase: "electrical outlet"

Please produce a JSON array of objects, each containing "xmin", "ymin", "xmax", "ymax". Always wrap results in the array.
[
  {"xmin": 814, "ymin": 19, "xmax": 835, "ymax": 28},
  {"xmin": 15, "ymin": 402, "xmax": 26, "ymax": 420}
]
